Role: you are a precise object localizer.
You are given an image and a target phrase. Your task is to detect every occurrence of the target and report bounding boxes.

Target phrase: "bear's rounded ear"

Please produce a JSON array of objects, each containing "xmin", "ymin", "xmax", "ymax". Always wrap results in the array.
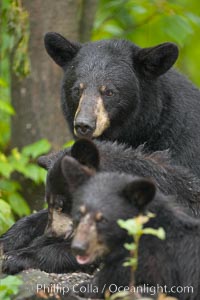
[
  {"xmin": 136, "ymin": 42, "xmax": 179, "ymax": 78},
  {"xmin": 37, "ymin": 154, "xmax": 53, "ymax": 170},
  {"xmin": 71, "ymin": 139, "xmax": 100, "ymax": 170},
  {"xmin": 123, "ymin": 178, "xmax": 156, "ymax": 210},
  {"xmin": 61, "ymin": 156, "xmax": 94, "ymax": 192},
  {"xmin": 44, "ymin": 32, "xmax": 81, "ymax": 68},
  {"xmin": 37, "ymin": 149, "xmax": 68, "ymax": 170}
]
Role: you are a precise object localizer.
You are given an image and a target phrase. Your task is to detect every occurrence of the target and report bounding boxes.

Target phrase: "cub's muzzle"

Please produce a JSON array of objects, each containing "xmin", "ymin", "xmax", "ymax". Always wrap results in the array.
[{"xmin": 71, "ymin": 240, "xmax": 88, "ymax": 256}]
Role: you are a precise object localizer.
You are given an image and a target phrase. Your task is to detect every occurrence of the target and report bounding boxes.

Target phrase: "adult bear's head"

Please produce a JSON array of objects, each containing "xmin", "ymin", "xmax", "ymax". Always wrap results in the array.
[{"xmin": 44, "ymin": 32, "xmax": 178, "ymax": 141}]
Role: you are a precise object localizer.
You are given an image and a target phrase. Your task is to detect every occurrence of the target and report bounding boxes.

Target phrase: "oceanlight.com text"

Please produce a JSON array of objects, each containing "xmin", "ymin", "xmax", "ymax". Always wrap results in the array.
[{"xmin": 37, "ymin": 283, "xmax": 194, "ymax": 296}]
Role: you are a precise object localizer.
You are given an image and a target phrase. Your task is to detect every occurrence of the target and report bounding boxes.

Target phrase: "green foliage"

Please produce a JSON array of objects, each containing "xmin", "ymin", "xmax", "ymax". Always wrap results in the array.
[
  {"xmin": 0, "ymin": 139, "xmax": 51, "ymax": 235},
  {"xmin": 0, "ymin": 275, "xmax": 23, "ymax": 300},
  {"xmin": 0, "ymin": 0, "xmax": 30, "ymax": 147},
  {"xmin": 118, "ymin": 213, "xmax": 165, "ymax": 270},
  {"xmin": 0, "ymin": 100, "xmax": 14, "ymax": 115},
  {"xmin": 62, "ymin": 140, "xmax": 75, "ymax": 149},
  {"xmin": 0, "ymin": 199, "xmax": 15, "ymax": 234},
  {"xmin": 93, "ymin": 0, "xmax": 200, "ymax": 86},
  {"xmin": 105, "ymin": 213, "xmax": 165, "ymax": 300},
  {"xmin": 1, "ymin": 0, "xmax": 30, "ymax": 79},
  {"xmin": 22, "ymin": 139, "xmax": 52, "ymax": 159},
  {"xmin": 105, "ymin": 290, "xmax": 132, "ymax": 300},
  {"xmin": 0, "ymin": 77, "xmax": 12, "ymax": 147},
  {"xmin": 0, "ymin": 1, "xmax": 50, "ymax": 237}
]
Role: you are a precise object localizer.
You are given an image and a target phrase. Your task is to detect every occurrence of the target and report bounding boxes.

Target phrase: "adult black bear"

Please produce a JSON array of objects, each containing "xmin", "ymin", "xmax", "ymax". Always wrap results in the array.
[
  {"xmin": 70, "ymin": 171, "xmax": 200, "ymax": 300},
  {"xmin": 44, "ymin": 32, "xmax": 200, "ymax": 177},
  {"xmin": 1, "ymin": 139, "xmax": 200, "ymax": 274}
]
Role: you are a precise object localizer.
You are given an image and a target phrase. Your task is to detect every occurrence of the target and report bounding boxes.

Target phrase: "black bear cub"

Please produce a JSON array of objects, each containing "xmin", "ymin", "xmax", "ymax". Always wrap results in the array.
[
  {"xmin": 1, "ymin": 139, "xmax": 200, "ymax": 274},
  {"xmin": 45, "ymin": 32, "xmax": 200, "ymax": 177},
  {"xmin": 68, "ymin": 168, "xmax": 200, "ymax": 300}
]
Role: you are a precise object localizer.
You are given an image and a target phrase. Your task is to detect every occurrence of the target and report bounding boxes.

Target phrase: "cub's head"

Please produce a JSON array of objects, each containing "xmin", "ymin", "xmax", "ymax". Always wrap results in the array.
[
  {"xmin": 44, "ymin": 32, "xmax": 178, "ymax": 140},
  {"xmin": 71, "ymin": 173, "xmax": 156, "ymax": 265},
  {"xmin": 38, "ymin": 139, "xmax": 101, "ymax": 238}
]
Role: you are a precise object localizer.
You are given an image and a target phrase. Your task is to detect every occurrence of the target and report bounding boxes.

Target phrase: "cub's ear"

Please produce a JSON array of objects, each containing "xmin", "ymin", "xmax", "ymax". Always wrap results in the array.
[
  {"xmin": 123, "ymin": 178, "xmax": 156, "ymax": 210},
  {"xmin": 71, "ymin": 139, "xmax": 100, "ymax": 170},
  {"xmin": 61, "ymin": 156, "xmax": 94, "ymax": 192},
  {"xmin": 44, "ymin": 32, "xmax": 81, "ymax": 68},
  {"xmin": 38, "ymin": 154, "xmax": 54, "ymax": 170},
  {"xmin": 47, "ymin": 156, "xmax": 66, "ymax": 195},
  {"xmin": 136, "ymin": 42, "xmax": 179, "ymax": 78},
  {"xmin": 37, "ymin": 149, "xmax": 69, "ymax": 170}
]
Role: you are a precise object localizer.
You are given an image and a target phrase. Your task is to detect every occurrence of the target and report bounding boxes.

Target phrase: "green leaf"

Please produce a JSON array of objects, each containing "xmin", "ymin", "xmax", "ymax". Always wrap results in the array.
[
  {"xmin": 131, "ymin": 4, "xmax": 147, "ymax": 15},
  {"xmin": 0, "ymin": 100, "xmax": 15, "ymax": 115},
  {"xmin": 0, "ymin": 179, "xmax": 21, "ymax": 192},
  {"xmin": 143, "ymin": 227, "xmax": 166, "ymax": 240},
  {"xmin": 0, "ymin": 78, "xmax": 8, "ymax": 87},
  {"xmin": 163, "ymin": 15, "xmax": 193, "ymax": 45},
  {"xmin": 124, "ymin": 242, "xmax": 136, "ymax": 251},
  {"xmin": 102, "ymin": 23, "xmax": 124, "ymax": 36},
  {"xmin": 109, "ymin": 290, "xmax": 130, "ymax": 300},
  {"xmin": 22, "ymin": 139, "xmax": 51, "ymax": 159},
  {"xmin": 118, "ymin": 218, "xmax": 142, "ymax": 235},
  {"xmin": 7, "ymin": 193, "xmax": 30, "ymax": 216},
  {"xmin": 186, "ymin": 12, "xmax": 200, "ymax": 26},
  {"xmin": 8, "ymin": 151, "xmax": 29, "ymax": 173},
  {"xmin": 0, "ymin": 161, "xmax": 13, "ymax": 178},
  {"xmin": 22, "ymin": 163, "xmax": 46, "ymax": 183},
  {"xmin": 0, "ymin": 275, "xmax": 22, "ymax": 298},
  {"xmin": 123, "ymin": 257, "xmax": 137, "ymax": 267},
  {"xmin": 0, "ymin": 199, "xmax": 14, "ymax": 234},
  {"xmin": 62, "ymin": 139, "xmax": 75, "ymax": 149}
]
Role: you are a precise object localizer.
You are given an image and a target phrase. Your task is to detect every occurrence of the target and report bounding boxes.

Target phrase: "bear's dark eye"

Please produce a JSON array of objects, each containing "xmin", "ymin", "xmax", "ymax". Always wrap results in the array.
[
  {"xmin": 96, "ymin": 215, "xmax": 108, "ymax": 225},
  {"xmin": 101, "ymin": 89, "xmax": 114, "ymax": 97},
  {"xmin": 73, "ymin": 213, "xmax": 81, "ymax": 226},
  {"xmin": 73, "ymin": 87, "xmax": 82, "ymax": 98}
]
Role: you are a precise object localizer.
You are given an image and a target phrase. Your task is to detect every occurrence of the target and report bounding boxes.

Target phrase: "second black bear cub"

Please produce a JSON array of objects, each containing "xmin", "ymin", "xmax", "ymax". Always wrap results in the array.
[{"xmin": 70, "ymin": 171, "xmax": 200, "ymax": 300}]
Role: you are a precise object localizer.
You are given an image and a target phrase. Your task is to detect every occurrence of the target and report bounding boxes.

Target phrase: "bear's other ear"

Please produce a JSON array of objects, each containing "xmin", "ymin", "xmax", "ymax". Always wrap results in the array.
[
  {"xmin": 38, "ymin": 154, "xmax": 54, "ymax": 170},
  {"xmin": 71, "ymin": 139, "xmax": 100, "ymax": 170},
  {"xmin": 136, "ymin": 42, "xmax": 178, "ymax": 78},
  {"xmin": 123, "ymin": 178, "xmax": 156, "ymax": 210},
  {"xmin": 37, "ymin": 149, "xmax": 67, "ymax": 170},
  {"xmin": 44, "ymin": 32, "xmax": 81, "ymax": 68},
  {"xmin": 37, "ymin": 155, "xmax": 49, "ymax": 170},
  {"xmin": 61, "ymin": 156, "xmax": 94, "ymax": 192}
]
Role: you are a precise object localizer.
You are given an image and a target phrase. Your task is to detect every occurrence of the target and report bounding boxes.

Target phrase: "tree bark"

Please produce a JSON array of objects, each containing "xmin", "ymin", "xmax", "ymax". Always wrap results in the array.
[
  {"xmin": 10, "ymin": 0, "xmax": 98, "ymax": 210},
  {"xmin": 11, "ymin": 0, "xmax": 98, "ymax": 151},
  {"xmin": 79, "ymin": 0, "xmax": 99, "ymax": 42}
]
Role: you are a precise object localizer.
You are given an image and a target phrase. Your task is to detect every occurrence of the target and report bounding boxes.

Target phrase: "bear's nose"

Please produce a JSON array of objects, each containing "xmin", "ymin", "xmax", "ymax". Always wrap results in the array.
[
  {"xmin": 71, "ymin": 240, "xmax": 88, "ymax": 256},
  {"xmin": 74, "ymin": 122, "xmax": 94, "ymax": 138}
]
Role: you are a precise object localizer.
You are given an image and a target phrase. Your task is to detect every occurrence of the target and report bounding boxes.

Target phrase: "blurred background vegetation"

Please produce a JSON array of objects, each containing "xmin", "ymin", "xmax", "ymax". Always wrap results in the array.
[{"xmin": 0, "ymin": 0, "xmax": 200, "ymax": 237}]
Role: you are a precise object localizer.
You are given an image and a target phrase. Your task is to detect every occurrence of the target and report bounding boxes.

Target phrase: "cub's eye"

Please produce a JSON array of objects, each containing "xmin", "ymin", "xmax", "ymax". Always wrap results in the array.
[
  {"xmin": 73, "ymin": 86, "xmax": 84, "ymax": 98},
  {"xmin": 95, "ymin": 212, "xmax": 107, "ymax": 224},
  {"xmin": 101, "ymin": 89, "xmax": 114, "ymax": 97},
  {"xmin": 79, "ymin": 205, "xmax": 87, "ymax": 215},
  {"xmin": 73, "ymin": 213, "xmax": 81, "ymax": 226}
]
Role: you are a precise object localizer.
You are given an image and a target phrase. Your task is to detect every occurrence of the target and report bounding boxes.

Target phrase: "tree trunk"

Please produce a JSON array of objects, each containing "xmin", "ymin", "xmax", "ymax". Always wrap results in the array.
[
  {"xmin": 79, "ymin": 0, "xmax": 99, "ymax": 43},
  {"xmin": 11, "ymin": 0, "xmax": 98, "ymax": 151},
  {"xmin": 10, "ymin": 0, "xmax": 98, "ymax": 210}
]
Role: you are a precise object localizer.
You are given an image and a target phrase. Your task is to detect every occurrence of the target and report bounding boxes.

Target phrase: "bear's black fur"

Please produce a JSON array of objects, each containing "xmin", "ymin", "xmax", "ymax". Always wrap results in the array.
[
  {"xmin": 44, "ymin": 32, "xmax": 200, "ymax": 177},
  {"xmin": 0, "ymin": 148, "xmax": 94, "ymax": 275},
  {"xmin": 1, "ymin": 139, "xmax": 200, "ymax": 275},
  {"xmin": 2, "ymin": 235, "xmax": 82, "ymax": 275},
  {"xmin": 44, "ymin": 139, "xmax": 200, "ymax": 218},
  {"xmin": 70, "ymin": 172, "xmax": 200, "ymax": 300},
  {"xmin": 0, "ymin": 209, "xmax": 47, "ymax": 253}
]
